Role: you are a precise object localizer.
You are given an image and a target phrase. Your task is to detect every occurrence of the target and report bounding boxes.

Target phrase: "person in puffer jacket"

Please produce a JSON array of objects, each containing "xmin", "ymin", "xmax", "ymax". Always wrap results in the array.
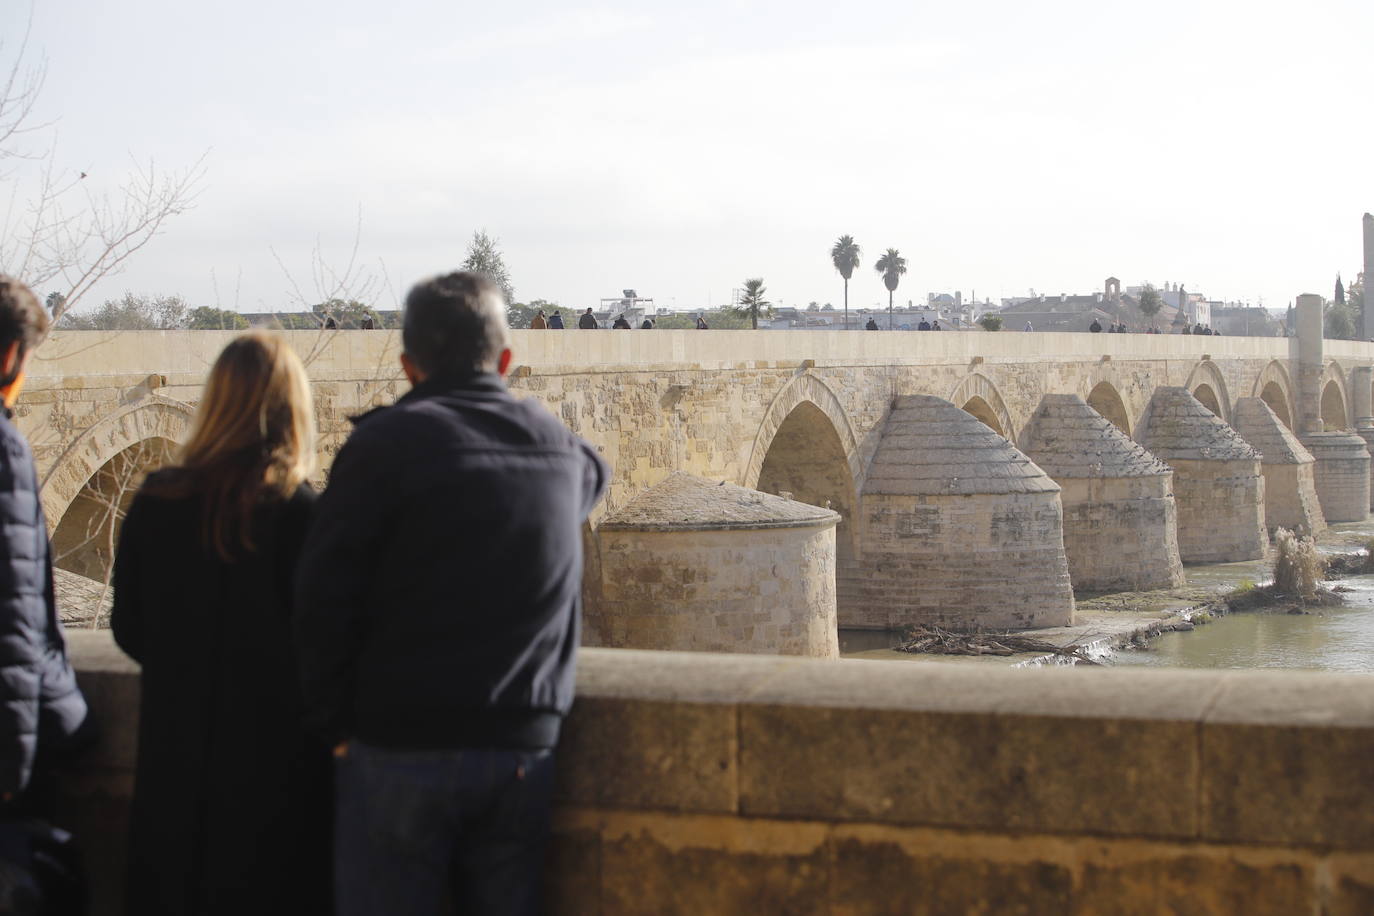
[{"xmin": 0, "ymin": 276, "xmax": 90, "ymax": 813}]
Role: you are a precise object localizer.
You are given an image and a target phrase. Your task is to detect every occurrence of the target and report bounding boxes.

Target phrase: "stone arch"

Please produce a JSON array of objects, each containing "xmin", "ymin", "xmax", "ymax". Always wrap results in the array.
[
  {"xmin": 1183, "ymin": 360, "xmax": 1231, "ymax": 421},
  {"xmin": 960, "ymin": 396, "xmax": 1005, "ymax": 436},
  {"xmin": 1250, "ymin": 360, "xmax": 1296, "ymax": 430},
  {"xmin": 1085, "ymin": 381, "xmax": 1132, "ymax": 436},
  {"xmin": 40, "ymin": 396, "xmax": 195, "ymax": 535},
  {"xmin": 747, "ymin": 375, "xmax": 862, "ymax": 603},
  {"xmin": 51, "ymin": 436, "xmax": 179, "ymax": 580},
  {"xmin": 1319, "ymin": 361, "xmax": 1351, "ymax": 431},
  {"xmin": 1192, "ymin": 384, "xmax": 1223, "ymax": 417},
  {"xmin": 948, "ymin": 373, "xmax": 1013, "ymax": 439},
  {"xmin": 744, "ymin": 373, "xmax": 862, "ymax": 492}
]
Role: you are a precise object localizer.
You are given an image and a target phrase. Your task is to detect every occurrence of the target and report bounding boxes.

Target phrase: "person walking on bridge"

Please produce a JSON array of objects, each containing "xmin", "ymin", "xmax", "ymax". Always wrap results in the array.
[{"xmin": 578, "ymin": 307, "xmax": 598, "ymax": 329}]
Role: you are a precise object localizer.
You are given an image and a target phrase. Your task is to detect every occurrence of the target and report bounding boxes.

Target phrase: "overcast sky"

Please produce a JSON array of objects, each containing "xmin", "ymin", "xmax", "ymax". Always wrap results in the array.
[{"xmin": 7, "ymin": 0, "xmax": 1373, "ymax": 315}]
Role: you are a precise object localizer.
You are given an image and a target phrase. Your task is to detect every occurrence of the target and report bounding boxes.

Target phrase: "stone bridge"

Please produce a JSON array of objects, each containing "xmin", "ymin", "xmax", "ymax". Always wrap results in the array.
[{"xmin": 23, "ymin": 294, "xmax": 1374, "ymax": 634}]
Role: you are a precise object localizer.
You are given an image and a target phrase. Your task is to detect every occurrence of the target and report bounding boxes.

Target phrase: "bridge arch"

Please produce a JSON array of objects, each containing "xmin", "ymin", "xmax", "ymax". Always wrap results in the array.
[
  {"xmin": 746, "ymin": 373, "xmax": 862, "ymax": 569},
  {"xmin": 1085, "ymin": 381, "xmax": 1132, "ymax": 436},
  {"xmin": 1319, "ymin": 361, "xmax": 1351, "ymax": 430},
  {"xmin": 1250, "ymin": 360, "xmax": 1296, "ymax": 429},
  {"xmin": 949, "ymin": 373, "xmax": 1013, "ymax": 438},
  {"xmin": 40, "ymin": 396, "xmax": 195, "ymax": 537},
  {"xmin": 1184, "ymin": 360, "xmax": 1231, "ymax": 421}
]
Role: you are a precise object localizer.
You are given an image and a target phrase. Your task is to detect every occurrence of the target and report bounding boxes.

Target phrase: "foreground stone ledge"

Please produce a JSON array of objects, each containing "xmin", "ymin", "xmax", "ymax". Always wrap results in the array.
[
  {"xmin": 57, "ymin": 634, "xmax": 1374, "ymax": 914},
  {"xmin": 549, "ymin": 808, "xmax": 1372, "ymax": 916}
]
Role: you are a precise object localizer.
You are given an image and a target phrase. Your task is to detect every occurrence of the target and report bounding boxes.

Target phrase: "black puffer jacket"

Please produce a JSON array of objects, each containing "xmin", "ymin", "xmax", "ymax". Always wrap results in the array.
[
  {"xmin": 294, "ymin": 372, "xmax": 609, "ymax": 750},
  {"xmin": 0, "ymin": 411, "xmax": 87, "ymax": 795}
]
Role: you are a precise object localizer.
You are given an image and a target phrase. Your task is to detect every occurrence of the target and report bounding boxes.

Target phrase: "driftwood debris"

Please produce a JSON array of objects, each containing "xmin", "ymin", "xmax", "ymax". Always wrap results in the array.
[{"xmin": 893, "ymin": 625, "xmax": 1101, "ymax": 665}]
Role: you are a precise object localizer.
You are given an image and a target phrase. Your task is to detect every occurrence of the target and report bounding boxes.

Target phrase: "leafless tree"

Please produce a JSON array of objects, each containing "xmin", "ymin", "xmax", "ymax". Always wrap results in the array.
[
  {"xmin": 0, "ymin": 7, "xmax": 206, "ymax": 325},
  {"xmin": 52, "ymin": 439, "xmax": 174, "ymax": 627}
]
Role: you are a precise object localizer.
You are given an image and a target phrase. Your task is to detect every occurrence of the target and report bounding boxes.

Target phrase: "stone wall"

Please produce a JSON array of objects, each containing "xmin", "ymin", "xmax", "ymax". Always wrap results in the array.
[
  {"xmin": 589, "ymin": 525, "xmax": 839, "ymax": 657},
  {"xmin": 1056, "ymin": 476, "xmax": 1183, "ymax": 592},
  {"xmin": 1165, "ymin": 458, "xmax": 1268, "ymax": 563},
  {"xmin": 60, "ymin": 634, "xmax": 1374, "ymax": 915},
  {"xmin": 1300, "ymin": 432, "xmax": 1372, "ymax": 524}
]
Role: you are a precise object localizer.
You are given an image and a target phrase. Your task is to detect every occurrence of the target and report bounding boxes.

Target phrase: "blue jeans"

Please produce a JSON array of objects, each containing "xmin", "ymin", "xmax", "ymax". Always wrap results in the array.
[{"xmin": 334, "ymin": 741, "xmax": 556, "ymax": 916}]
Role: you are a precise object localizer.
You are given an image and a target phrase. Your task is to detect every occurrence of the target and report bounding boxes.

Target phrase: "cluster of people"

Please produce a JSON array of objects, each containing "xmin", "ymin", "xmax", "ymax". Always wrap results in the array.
[
  {"xmin": 0, "ymin": 272, "xmax": 609, "ymax": 914},
  {"xmin": 529, "ymin": 307, "xmax": 670, "ymax": 329},
  {"xmin": 863, "ymin": 317, "xmax": 942, "ymax": 330},
  {"xmin": 1088, "ymin": 317, "xmax": 1222, "ymax": 336}
]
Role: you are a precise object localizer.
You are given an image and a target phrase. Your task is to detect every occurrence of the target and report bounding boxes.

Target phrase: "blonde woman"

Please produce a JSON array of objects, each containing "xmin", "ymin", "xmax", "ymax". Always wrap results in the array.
[{"xmin": 112, "ymin": 332, "xmax": 329, "ymax": 916}]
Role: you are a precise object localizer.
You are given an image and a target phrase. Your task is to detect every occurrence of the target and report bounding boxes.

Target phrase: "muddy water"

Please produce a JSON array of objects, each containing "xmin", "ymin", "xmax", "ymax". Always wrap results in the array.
[
  {"xmin": 1110, "ymin": 574, "xmax": 1374, "ymax": 673},
  {"xmin": 841, "ymin": 520, "xmax": 1374, "ymax": 672}
]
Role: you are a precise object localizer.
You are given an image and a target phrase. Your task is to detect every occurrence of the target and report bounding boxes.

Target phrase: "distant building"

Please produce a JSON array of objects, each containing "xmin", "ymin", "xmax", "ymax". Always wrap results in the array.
[{"xmin": 998, "ymin": 278, "xmax": 1185, "ymax": 331}]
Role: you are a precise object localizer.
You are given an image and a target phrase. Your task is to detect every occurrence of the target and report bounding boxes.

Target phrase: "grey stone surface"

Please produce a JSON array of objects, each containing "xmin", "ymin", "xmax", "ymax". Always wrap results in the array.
[
  {"xmin": 599, "ymin": 472, "xmax": 839, "ymax": 532},
  {"xmin": 864, "ymin": 395, "xmax": 1059, "ymax": 496},
  {"xmin": 1023, "ymin": 394, "xmax": 1171, "ymax": 478}
]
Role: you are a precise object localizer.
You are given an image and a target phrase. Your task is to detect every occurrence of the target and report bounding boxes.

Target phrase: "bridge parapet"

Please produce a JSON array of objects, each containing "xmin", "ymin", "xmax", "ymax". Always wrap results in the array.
[{"xmin": 59, "ymin": 632, "xmax": 1374, "ymax": 915}]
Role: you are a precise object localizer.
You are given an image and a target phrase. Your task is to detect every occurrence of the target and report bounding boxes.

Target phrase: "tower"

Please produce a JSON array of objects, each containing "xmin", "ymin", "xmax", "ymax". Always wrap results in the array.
[{"xmin": 1363, "ymin": 214, "xmax": 1374, "ymax": 339}]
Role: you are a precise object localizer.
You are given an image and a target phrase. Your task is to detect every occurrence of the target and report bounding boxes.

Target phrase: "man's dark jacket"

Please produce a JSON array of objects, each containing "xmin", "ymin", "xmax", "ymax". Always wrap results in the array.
[
  {"xmin": 578, "ymin": 312, "xmax": 597, "ymax": 329},
  {"xmin": 0, "ymin": 411, "xmax": 86, "ymax": 795},
  {"xmin": 294, "ymin": 373, "xmax": 609, "ymax": 751}
]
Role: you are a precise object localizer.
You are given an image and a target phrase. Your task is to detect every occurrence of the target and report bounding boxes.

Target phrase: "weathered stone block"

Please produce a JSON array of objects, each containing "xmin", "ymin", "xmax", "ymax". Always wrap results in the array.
[
  {"xmin": 596, "ymin": 813, "xmax": 829, "ymax": 916},
  {"xmin": 1075, "ymin": 851, "xmax": 1314, "ymax": 915},
  {"xmin": 829, "ymin": 832, "xmax": 1072, "ymax": 915},
  {"xmin": 1201, "ymin": 673, "xmax": 1374, "ymax": 849},
  {"xmin": 737, "ymin": 662, "xmax": 1211, "ymax": 840},
  {"xmin": 558, "ymin": 694, "xmax": 737, "ymax": 814}
]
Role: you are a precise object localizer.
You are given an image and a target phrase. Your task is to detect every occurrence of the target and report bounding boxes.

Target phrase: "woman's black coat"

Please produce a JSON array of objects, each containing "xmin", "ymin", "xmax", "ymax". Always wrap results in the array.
[{"xmin": 111, "ymin": 476, "xmax": 330, "ymax": 916}]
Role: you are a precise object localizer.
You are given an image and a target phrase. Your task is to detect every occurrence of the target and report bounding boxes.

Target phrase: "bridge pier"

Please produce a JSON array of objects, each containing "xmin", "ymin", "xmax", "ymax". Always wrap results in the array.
[
  {"xmin": 1139, "ymin": 388, "xmax": 1267, "ymax": 563},
  {"xmin": 1352, "ymin": 366, "xmax": 1374, "ymax": 510},
  {"xmin": 849, "ymin": 395, "xmax": 1074, "ymax": 630},
  {"xmin": 586, "ymin": 474, "xmax": 841, "ymax": 657},
  {"xmin": 1022, "ymin": 394, "xmax": 1184, "ymax": 592},
  {"xmin": 1232, "ymin": 398, "xmax": 1325, "ymax": 537},
  {"xmin": 1298, "ymin": 432, "xmax": 1371, "ymax": 524}
]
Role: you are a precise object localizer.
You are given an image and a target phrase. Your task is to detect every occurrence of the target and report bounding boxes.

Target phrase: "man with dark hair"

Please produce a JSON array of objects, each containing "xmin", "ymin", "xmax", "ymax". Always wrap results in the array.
[
  {"xmin": 0, "ymin": 276, "xmax": 90, "ymax": 812},
  {"xmin": 577, "ymin": 307, "xmax": 597, "ymax": 329},
  {"xmin": 295, "ymin": 271, "xmax": 608, "ymax": 916}
]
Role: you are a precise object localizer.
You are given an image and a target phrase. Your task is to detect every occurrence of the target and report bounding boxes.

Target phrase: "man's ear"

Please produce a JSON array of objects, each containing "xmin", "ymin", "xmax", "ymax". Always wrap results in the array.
[
  {"xmin": 496, "ymin": 348, "xmax": 512, "ymax": 377},
  {"xmin": 400, "ymin": 352, "xmax": 424, "ymax": 386}
]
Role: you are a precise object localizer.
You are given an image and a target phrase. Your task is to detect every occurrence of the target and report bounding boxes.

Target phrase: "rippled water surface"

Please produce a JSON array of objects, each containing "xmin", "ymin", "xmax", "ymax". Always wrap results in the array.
[{"xmin": 1109, "ymin": 574, "xmax": 1374, "ymax": 673}]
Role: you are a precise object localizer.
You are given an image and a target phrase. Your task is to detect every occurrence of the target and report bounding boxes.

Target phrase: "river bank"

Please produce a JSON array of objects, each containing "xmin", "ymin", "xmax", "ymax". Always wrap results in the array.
[{"xmin": 840, "ymin": 519, "xmax": 1374, "ymax": 670}]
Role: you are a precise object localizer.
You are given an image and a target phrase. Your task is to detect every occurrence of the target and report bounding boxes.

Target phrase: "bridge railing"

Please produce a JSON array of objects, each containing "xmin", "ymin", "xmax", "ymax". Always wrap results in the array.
[{"xmin": 60, "ymin": 631, "xmax": 1374, "ymax": 914}]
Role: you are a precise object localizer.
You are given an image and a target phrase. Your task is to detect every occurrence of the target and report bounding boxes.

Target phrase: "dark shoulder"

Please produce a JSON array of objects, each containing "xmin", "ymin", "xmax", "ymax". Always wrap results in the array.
[{"xmin": 281, "ymin": 482, "xmax": 318, "ymax": 517}]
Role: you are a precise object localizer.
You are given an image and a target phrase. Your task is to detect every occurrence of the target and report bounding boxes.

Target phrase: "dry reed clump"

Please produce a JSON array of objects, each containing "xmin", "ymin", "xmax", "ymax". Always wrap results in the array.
[{"xmin": 1271, "ymin": 527, "xmax": 1326, "ymax": 601}]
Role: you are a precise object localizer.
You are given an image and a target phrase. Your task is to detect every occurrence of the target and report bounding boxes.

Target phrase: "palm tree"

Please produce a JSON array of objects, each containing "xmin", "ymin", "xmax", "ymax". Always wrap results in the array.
[
  {"xmin": 734, "ymin": 278, "xmax": 771, "ymax": 330},
  {"xmin": 830, "ymin": 235, "xmax": 861, "ymax": 330},
  {"xmin": 874, "ymin": 248, "xmax": 907, "ymax": 329}
]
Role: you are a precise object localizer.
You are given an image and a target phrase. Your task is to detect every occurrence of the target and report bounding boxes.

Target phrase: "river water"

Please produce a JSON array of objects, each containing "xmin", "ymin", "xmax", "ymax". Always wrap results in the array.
[
  {"xmin": 840, "ymin": 521, "xmax": 1374, "ymax": 673},
  {"xmin": 1109, "ymin": 574, "xmax": 1374, "ymax": 673}
]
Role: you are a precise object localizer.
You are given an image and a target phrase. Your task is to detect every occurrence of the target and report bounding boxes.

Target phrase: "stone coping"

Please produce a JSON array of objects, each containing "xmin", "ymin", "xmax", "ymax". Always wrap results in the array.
[
  {"xmin": 1023, "ymin": 394, "xmax": 1172, "ymax": 478},
  {"xmin": 598, "ymin": 472, "xmax": 840, "ymax": 532},
  {"xmin": 25, "ymin": 329, "xmax": 1355, "ymax": 378},
  {"xmin": 64, "ymin": 632, "xmax": 1374, "ymax": 852}
]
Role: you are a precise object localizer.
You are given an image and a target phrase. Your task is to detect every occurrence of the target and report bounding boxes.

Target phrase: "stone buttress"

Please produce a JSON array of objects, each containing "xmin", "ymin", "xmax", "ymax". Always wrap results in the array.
[
  {"xmin": 586, "ymin": 472, "xmax": 840, "ymax": 657},
  {"xmin": 1297, "ymin": 431, "xmax": 1371, "ymax": 524},
  {"xmin": 1022, "ymin": 394, "xmax": 1184, "ymax": 592},
  {"xmin": 1355, "ymin": 427, "xmax": 1374, "ymax": 511},
  {"xmin": 1231, "ymin": 398, "xmax": 1326, "ymax": 537},
  {"xmin": 1138, "ymin": 387, "xmax": 1266, "ymax": 563},
  {"xmin": 851, "ymin": 395, "xmax": 1074, "ymax": 630}
]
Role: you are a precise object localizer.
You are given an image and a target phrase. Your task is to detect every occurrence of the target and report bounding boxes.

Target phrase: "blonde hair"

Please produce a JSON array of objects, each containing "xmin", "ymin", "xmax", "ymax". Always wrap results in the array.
[{"xmin": 151, "ymin": 332, "xmax": 316, "ymax": 560}]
